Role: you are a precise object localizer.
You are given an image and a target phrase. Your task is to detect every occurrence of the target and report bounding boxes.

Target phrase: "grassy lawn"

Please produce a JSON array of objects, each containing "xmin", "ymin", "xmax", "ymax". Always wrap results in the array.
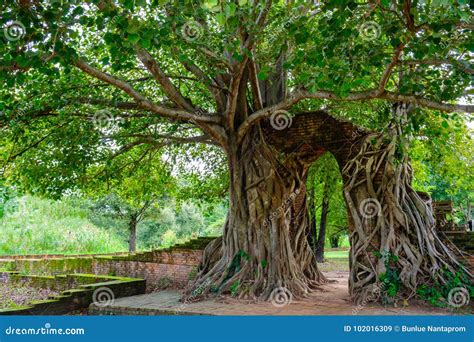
[
  {"xmin": 318, "ymin": 249, "xmax": 349, "ymax": 272},
  {"xmin": 324, "ymin": 249, "xmax": 349, "ymax": 259}
]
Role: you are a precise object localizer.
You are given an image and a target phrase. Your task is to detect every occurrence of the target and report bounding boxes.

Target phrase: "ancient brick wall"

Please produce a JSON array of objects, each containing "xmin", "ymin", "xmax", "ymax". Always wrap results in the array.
[
  {"xmin": 92, "ymin": 249, "xmax": 204, "ymax": 286},
  {"xmin": 265, "ymin": 111, "xmax": 365, "ymax": 168},
  {"xmin": 0, "ymin": 237, "xmax": 215, "ymax": 287}
]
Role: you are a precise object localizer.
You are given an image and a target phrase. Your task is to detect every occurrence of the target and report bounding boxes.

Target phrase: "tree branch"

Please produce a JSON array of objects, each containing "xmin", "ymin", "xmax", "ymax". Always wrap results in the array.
[
  {"xmin": 108, "ymin": 133, "xmax": 218, "ymax": 146},
  {"xmin": 136, "ymin": 49, "xmax": 195, "ymax": 111},
  {"xmin": 248, "ymin": 57, "xmax": 263, "ymax": 111},
  {"xmin": 378, "ymin": 44, "xmax": 404, "ymax": 93},
  {"xmin": 237, "ymin": 88, "xmax": 474, "ymax": 141},
  {"xmin": 172, "ymin": 48, "xmax": 227, "ymax": 112},
  {"xmin": 400, "ymin": 59, "xmax": 474, "ymax": 75},
  {"xmin": 74, "ymin": 58, "xmax": 220, "ymax": 124}
]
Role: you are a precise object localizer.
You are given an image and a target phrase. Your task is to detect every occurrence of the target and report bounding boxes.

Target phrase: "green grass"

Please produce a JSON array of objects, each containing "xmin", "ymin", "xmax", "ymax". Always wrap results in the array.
[
  {"xmin": 318, "ymin": 249, "xmax": 349, "ymax": 272},
  {"xmin": 0, "ymin": 196, "xmax": 126, "ymax": 255},
  {"xmin": 324, "ymin": 249, "xmax": 349, "ymax": 259}
]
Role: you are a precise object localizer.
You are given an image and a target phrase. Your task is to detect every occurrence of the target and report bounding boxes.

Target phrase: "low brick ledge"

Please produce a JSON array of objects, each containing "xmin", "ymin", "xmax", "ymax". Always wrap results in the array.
[
  {"xmin": 88, "ymin": 304, "xmax": 211, "ymax": 316},
  {"xmin": 0, "ymin": 252, "xmax": 129, "ymax": 260},
  {"xmin": 0, "ymin": 271, "xmax": 146, "ymax": 316}
]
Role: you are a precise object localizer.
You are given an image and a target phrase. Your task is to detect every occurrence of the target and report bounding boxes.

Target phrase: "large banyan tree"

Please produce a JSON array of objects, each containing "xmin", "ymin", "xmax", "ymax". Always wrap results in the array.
[{"xmin": 0, "ymin": 0, "xmax": 472, "ymax": 303}]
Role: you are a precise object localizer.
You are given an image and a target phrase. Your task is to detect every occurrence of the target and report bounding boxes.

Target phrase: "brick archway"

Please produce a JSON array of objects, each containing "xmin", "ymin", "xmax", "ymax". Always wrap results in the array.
[
  {"xmin": 265, "ymin": 111, "xmax": 465, "ymax": 303},
  {"xmin": 265, "ymin": 111, "xmax": 366, "ymax": 170},
  {"xmin": 265, "ymin": 111, "xmax": 365, "ymax": 298}
]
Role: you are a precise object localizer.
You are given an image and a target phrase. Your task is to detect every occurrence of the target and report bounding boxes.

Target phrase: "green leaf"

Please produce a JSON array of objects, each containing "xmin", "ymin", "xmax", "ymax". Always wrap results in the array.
[
  {"xmin": 225, "ymin": 3, "xmax": 237, "ymax": 17},
  {"xmin": 215, "ymin": 13, "xmax": 226, "ymax": 25},
  {"xmin": 126, "ymin": 20, "xmax": 140, "ymax": 34},
  {"xmin": 128, "ymin": 34, "xmax": 140, "ymax": 44}
]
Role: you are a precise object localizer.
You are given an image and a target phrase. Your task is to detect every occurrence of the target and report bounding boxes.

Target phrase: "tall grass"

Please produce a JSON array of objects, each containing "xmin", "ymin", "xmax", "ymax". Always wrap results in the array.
[{"xmin": 0, "ymin": 196, "xmax": 126, "ymax": 255}]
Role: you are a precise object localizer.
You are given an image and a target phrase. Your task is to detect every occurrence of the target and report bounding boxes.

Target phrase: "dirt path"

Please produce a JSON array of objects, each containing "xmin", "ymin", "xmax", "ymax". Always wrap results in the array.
[{"xmin": 89, "ymin": 271, "xmax": 472, "ymax": 315}]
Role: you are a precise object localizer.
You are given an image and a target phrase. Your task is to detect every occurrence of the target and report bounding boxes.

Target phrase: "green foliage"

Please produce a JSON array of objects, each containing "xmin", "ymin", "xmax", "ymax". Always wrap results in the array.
[
  {"xmin": 0, "ymin": 0, "xmax": 471, "ymax": 205},
  {"xmin": 374, "ymin": 251, "xmax": 401, "ymax": 304},
  {"xmin": 307, "ymin": 153, "xmax": 348, "ymax": 248},
  {"xmin": 416, "ymin": 268, "xmax": 474, "ymax": 308},
  {"xmin": 230, "ymin": 281, "xmax": 240, "ymax": 297},
  {"xmin": 160, "ymin": 229, "xmax": 178, "ymax": 248},
  {"xmin": 137, "ymin": 200, "xmax": 226, "ymax": 249},
  {"xmin": 410, "ymin": 110, "xmax": 473, "ymax": 216},
  {"xmin": 223, "ymin": 249, "xmax": 250, "ymax": 284},
  {"xmin": 0, "ymin": 192, "xmax": 226, "ymax": 255},
  {"xmin": 0, "ymin": 195, "xmax": 126, "ymax": 255},
  {"xmin": 0, "ymin": 184, "xmax": 17, "ymax": 219}
]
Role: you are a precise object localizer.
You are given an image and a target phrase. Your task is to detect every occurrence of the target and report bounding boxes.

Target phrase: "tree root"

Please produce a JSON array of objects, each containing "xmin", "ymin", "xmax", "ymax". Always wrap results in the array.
[{"xmin": 343, "ymin": 128, "xmax": 471, "ymax": 304}]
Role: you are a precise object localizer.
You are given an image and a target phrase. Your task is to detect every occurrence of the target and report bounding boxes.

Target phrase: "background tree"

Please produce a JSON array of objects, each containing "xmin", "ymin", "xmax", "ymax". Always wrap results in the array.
[
  {"xmin": 410, "ymin": 113, "xmax": 473, "ymax": 225},
  {"xmin": 87, "ymin": 152, "xmax": 174, "ymax": 252},
  {"xmin": 307, "ymin": 153, "xmax": 347, "ymax": 262}
]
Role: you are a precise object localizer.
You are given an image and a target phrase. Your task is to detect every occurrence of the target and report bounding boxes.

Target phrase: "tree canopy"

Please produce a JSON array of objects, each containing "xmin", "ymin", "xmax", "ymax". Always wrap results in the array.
[{"xmin": 1, "ymin": 1, "xmax": 472, "ymax": 186}]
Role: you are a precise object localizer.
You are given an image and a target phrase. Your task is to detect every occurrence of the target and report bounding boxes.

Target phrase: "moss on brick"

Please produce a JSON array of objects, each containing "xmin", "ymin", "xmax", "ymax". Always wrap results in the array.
[
  {"xmin": 0, "ymin": 272, "xmax": 146, "ymax": 315},
  {"xmin": 0, "ymin": 260, "xmax": 16, "ymax": 271},
  {"xmin": 29, "ymin": 299, "xmax": 60, "ymax": 305},
  {"xmin": 0, "ymin": 305, "xmax": 34, "ymax": 313}
]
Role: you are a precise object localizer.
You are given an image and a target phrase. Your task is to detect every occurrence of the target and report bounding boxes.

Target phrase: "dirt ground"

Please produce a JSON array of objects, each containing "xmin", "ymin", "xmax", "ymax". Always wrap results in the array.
[{"xmin": 90, "ymin": 269, "xmax": 473, "ymax": 315}]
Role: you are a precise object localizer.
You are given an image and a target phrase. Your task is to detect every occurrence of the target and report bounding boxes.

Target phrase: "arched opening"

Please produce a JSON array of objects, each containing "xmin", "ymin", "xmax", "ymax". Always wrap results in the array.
[
  {"xmin": 260, "ymin": 109, "xmax": 465, "ymax": 304},
  {"xmin": 189, "ymin": 109, "xmax": 465, "ymax": 303},
  {"xmin": 306, "ymin": 152, "xmax": 349, "ymax": 275}
]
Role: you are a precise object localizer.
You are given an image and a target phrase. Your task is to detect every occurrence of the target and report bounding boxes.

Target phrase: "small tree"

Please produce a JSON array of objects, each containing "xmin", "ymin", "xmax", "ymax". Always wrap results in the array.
[{"xmin": 89, "ymin": 156, "xmax": 174, "ymax": 253}]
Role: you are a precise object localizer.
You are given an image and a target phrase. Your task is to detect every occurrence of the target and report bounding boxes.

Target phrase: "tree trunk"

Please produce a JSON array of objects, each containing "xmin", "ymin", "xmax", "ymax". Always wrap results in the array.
[
  {"xmin": 129, "ymin": 217, "xmax": 137, "ymax": 253},
  {"xmin": 307, "ymin": 180, "xmax": 317, "ymax": 253},
  {"xmin": 186, "ymin": 128, "xmax": 326, "ymax": 300},
  {"xmin": 342, "ymin": 103, "xmax": 468, "ymax": 304},
  {"xmin": 315, "ymin": 182, "xmax": 329, "ymax": 262},
  {"xmin": 330, "ymin": 235, "xmax": 339, "ymax": 248}
]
